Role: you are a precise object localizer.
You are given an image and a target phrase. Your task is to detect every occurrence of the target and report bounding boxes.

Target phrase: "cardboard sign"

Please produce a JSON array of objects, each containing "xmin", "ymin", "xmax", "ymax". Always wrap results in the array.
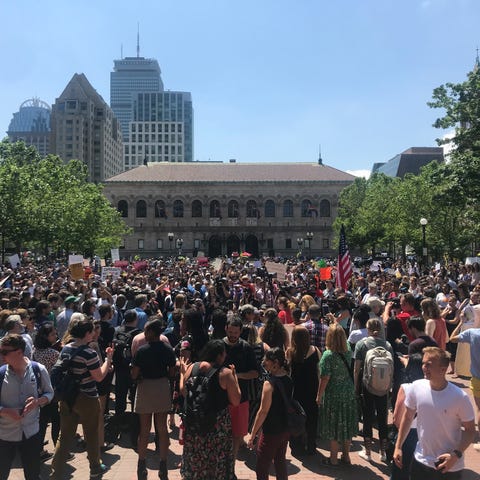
[
  {"xmin": 265, "ymin": 261, "xmax": 287, "ymax": 282},
  {"xmin": 111, "ymin": 248, "xmax": 120, "ymax": 263},
  {"xmin": 69, "ymin": 263, "xmax": 84, "ymax": 280},
  {"xmin": 9, "ymin": 254, "xmax": 20, "ymax": 268},
  {"xmin": 68, "ymin": 255, "xmax": 84, "ymax": 266}
]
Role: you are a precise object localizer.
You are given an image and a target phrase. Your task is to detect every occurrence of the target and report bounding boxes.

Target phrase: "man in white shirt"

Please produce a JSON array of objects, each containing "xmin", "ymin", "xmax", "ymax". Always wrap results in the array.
[{"xmin": 394, "ymin": 347, "xmax": 475, "ymax": 478}]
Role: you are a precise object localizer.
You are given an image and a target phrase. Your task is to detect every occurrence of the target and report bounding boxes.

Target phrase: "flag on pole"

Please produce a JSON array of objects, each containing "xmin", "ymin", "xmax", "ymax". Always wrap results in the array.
[{"xmin": 336, "ymin": 225, "xmax": 352, "ymax": 291}]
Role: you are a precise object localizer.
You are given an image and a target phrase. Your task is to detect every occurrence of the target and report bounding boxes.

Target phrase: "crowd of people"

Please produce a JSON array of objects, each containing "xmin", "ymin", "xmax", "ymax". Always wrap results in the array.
[{"xmin": 0, "ymin": 256, "xmax": 479, "ymax": 480}]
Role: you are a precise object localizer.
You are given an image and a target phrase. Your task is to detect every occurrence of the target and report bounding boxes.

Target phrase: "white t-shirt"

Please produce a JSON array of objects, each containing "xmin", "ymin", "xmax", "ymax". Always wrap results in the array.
[{"xmin": 405, "ymin": 379, "xmax": 474, "ymax": 471}]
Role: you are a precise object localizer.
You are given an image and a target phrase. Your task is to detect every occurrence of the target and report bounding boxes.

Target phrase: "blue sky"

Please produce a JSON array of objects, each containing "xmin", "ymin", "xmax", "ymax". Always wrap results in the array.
[{"xmin": 1, "ymin": 0, "xmax": 478, "ymax": 176}]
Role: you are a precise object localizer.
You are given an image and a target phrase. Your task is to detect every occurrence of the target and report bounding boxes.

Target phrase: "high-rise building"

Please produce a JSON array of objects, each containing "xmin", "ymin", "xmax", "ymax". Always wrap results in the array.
[
  {"xmin": 7, "ymin": 98, "xmax": 51, "ymax": 156},
  {"xmin": 110, "ymin": 45, "xmax": 193, "ymax": 168},
  {"xmin": 124, "ymin": 91, "xmax": 193, "ymax": 168},
  {"xmin": 50, "ymin": 73, "xmax": 123, "ymax": 183},
  {"xmin": 110, "ymin": 56, "xmax": 163, "ymax": 141}
]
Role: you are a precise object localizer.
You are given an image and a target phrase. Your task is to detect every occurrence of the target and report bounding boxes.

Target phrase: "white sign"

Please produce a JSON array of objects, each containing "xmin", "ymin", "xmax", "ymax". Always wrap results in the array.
[
  {"xmin": 111, "ymin": 249, "xmax": 120, "ymax": 262},
  {"xmin": 101, "ymin": 267, "xmax": 122, "ymax": 281},
  {"xmin": 9, "ymin": 254, "xmax": 20, "ymax": 268},
  {"xmin": 69, "ymin": 255, "xmax": 84, "ymax": 266}
]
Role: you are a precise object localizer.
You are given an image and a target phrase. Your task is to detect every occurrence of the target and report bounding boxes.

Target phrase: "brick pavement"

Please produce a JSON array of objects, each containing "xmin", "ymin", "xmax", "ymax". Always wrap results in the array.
[{"xmin": 9, "ymin": 373, "xmax": 480, "ymax": 479}]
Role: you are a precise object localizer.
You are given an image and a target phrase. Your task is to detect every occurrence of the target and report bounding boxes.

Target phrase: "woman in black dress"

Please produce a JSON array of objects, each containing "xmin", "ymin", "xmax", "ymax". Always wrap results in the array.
[{"xmin": 287, "ymin": 326, "xmax": 320, "ymax": 455}]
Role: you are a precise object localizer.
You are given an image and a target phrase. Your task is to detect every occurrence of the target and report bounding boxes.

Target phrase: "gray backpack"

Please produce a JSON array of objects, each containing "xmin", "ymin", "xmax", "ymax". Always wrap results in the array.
[{"xmin": 362, "ymin": 345, "xmax": 394, "ymax": 396}]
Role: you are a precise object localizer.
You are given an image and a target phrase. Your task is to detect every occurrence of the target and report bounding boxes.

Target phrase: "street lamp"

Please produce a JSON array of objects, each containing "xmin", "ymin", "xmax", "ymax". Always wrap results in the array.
[
  {"xmin": 306, "ymin": 231, "xmax": 314, "ymax": 255},
  {"xmin": 420, "ymin": 218, "xmax": 428, "ymax": 270},
  {"xmin": 296, "ymin": 237, "xmax": 304, "ymax": 256},
  {"xmin": 177, "ymin": 238, "xmax": 184, "ymax": 256},
  {"xmin": 168, "ymin": 232, "xmax": 174, "ymax": 256}
]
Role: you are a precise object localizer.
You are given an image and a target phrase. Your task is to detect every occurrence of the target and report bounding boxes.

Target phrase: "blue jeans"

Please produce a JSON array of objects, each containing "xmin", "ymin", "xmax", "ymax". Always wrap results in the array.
[{"xmin": 0, "ymin": 431, "xmax": 42, "ymax": 480}]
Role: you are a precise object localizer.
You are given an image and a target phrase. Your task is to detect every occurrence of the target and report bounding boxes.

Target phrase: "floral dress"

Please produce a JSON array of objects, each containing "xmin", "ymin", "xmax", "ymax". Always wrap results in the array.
[
  {"xmin": 318, "ymin": 348, "xmax": 358, "ymax": 442},
  {"xmin": 181, "ymin": 368, "xmax": 235, "ymax": 480}
]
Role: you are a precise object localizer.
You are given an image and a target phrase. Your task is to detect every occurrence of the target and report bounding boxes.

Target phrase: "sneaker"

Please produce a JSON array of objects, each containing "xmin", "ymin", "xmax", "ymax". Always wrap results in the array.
[
  {"xmin": 90, "ymin": 463, "xmax": 109, "ymax": 479},
  {"xmin": 358, "ymin": 449, "xmax": 371, "ymax": 462},
  {"xmin": 40, "ymin": 450, "xmax": 53, "ymax": 462}
]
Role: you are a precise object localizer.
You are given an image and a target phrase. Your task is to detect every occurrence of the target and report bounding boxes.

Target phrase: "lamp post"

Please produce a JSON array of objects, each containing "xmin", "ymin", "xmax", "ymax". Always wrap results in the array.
[
  {"xmin": 420, "ymin": 218, "xmax": 428, "ymax": 270},
  {"xmin": 168, "ymin": 232, "xmax": 174, "ymax": 256},
  {"xmin": 306, "ymin": 231, "xmax": 314, "ymax": 256},
  {"xmin": 296, "ymin": 237, "xmax": 304, "ymax": 256},
  {"xmin": 177, "ymin": 238, "xmax": 184, "ymax": 256}
]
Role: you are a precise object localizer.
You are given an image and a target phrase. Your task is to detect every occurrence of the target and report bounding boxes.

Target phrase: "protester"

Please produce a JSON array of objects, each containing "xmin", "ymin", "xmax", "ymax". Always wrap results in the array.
[
  {"xmin": 180, "ymin": 339, "xmax": 241, "ymax": 480},
  {"xmin": 317, "ymin": 324, "xmax": 358, "ymax": 466},
  {"xmin": 247, "ymin": 348, "xmax": 293, "ymax": 480},
  {"xmin": 0, "ymin": 333, "xmax": 54, "ymax": 480}
]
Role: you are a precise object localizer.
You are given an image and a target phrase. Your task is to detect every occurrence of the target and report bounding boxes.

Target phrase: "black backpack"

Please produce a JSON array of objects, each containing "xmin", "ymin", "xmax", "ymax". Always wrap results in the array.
[
  {"xmin": 184, "ymin": 363, "xmax": 219, "ymax": 434},
  {"xmin": 50, "ymin": 345, "xmax": 86, "ymax": 408},
  {"xmin": 112, "ymin": 328, "xmax": 141, "ymax": 368}
]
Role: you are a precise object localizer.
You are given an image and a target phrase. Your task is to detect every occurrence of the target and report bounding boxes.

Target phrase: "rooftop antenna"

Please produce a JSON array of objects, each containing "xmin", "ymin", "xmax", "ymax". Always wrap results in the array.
[
  {"xmin": 121, "ymin": 43, "xmax": 123, "ymax": 59},
  {"xmin": 137, "ymin": 22, "xmax": 140, "ymax": 58},
  {"xmin": 318, "ymin": 144, "xmax": 323, "ymax": 165}
]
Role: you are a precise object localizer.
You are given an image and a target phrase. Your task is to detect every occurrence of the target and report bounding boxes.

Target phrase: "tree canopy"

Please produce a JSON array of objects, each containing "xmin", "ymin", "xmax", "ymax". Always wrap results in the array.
[
  {"xmin": 0, "ymin": 140, "xmax": 130, "ymax": 258},
  {"xmin": 335, "ymin": 59, "xmax": 480, "ymax": 262}
]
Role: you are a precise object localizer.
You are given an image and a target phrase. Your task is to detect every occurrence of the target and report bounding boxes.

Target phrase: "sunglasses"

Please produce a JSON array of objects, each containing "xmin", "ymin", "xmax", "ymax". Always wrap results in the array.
[{"xmin": 0, "ymin": 348, "xmax": 19, "ymax": 356}]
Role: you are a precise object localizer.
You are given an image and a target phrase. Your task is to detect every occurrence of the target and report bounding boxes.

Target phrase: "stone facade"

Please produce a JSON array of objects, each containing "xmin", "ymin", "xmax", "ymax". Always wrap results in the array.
[{"xmin": 103, "ymin": 162, "xmax": 356, "ymax": 258}]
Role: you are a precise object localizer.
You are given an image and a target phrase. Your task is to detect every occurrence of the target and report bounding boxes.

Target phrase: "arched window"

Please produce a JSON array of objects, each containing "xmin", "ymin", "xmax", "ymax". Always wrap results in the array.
[
  {"xmin": 173, "ymin": 199, "xmax": 184, "ymax": 218},
  {"xmin": 191, "ymin": 200, "xmax": 203, "ymax": 217},
  {"xmin": 136, "ymin": 200, "xmax": 147, "ymax": 218},
  {"xmin": 228, "ymin": 200, "xmax": 239, "ymax": 218},
  {"xmin": 210, "ymin": 200, "xmax": 221, "ymax": 218},
  {"xmin": 283, "ymin": 199, "xmax": 293, "ymax": 217},
  {"xmin": 117, "ymin": 200, "xmax": 128, "ymax": 218},
  {"xmin": 301, "ymin": 199, "xmax": 316, "ymax": 217},
  {"xmin": 154, "ymin": 200, "xmax": 167, "ymax": 218},
  {"xmin": 246, "ymin": 200, "xmax": 258, "ymax": 218},
  {"xmin": 264, "ymin": 200, "xmax": 276, "ymax": 218},
  {"xmin": 320, "ymin": 199, "xmax": 331, "ymax": 217}
]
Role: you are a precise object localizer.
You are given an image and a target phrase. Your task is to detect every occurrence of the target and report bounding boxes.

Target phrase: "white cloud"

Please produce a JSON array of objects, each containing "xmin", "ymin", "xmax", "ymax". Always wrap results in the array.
[{"xmin": 347, "ymin": 169, "xmax": 370, "ymax": 179}]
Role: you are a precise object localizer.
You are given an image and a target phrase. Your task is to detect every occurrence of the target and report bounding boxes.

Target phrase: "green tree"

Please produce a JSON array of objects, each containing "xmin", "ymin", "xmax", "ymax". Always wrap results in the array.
[{"xmin": 0, "ymin": 140, "xmax": 130, "ymax": 259}]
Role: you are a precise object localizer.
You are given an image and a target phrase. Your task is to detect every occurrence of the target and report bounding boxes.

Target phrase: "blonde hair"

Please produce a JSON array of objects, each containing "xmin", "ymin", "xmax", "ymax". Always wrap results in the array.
[
  {"xmin": 299, "ymin": 295, "xmax": 315, "ymax": 312},
  {"xmin": 325, "ymin": 323, "xmax": 348, "ymax": 353},
  {"xmin": 422, "ymin": 346, "xmax": 450, "ymax": 367}
]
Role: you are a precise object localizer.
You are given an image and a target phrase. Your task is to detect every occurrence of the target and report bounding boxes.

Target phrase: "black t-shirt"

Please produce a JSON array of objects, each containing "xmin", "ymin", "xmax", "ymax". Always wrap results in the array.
[
  {"xmin": 263, "ymin": 374, "xmax": 293, "ymax": 434},
  {"xmin": 132, "ymin": 341, "xmax": 176, "ymax": 379},
  {"xmin": 408, "ymin": 335, "xmax": 438, "ymax": 355},
  {"xmin": 224, "ymin": 338, "xmax": 257, "ymax": 402}
]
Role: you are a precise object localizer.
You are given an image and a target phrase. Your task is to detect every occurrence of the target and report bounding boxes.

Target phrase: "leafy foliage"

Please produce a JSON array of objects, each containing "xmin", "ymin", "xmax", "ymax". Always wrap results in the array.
[
  {"xmin": 335, "ymin": 61, "xmax": 480, "ymax": 262},
  {"xmin": 0, "ymin": 140, "xmax": 130, "ymax": 257}
]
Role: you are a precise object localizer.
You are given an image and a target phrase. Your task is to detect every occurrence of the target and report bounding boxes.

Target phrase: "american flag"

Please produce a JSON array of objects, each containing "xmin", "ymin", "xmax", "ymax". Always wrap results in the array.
[{"xmin": 336, "ymin": 225, "xmax": 352, "ymax": 291}]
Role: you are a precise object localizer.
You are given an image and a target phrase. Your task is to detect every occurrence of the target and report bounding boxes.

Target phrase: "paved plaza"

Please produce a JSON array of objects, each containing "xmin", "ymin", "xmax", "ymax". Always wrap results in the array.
[{"xmin": 9, "ymin": 373, "xmax": 480, "ymax": 480}]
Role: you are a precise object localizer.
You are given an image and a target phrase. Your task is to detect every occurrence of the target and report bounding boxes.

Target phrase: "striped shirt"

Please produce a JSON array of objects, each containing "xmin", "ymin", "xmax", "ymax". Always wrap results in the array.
[{"xmin": 60, "ymin": 344, "xmax": 100, "ymax": 397}]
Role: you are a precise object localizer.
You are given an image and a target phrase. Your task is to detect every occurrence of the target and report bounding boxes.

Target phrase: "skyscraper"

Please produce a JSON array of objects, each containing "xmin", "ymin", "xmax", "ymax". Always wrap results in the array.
[
  {"xmin": 110, "ymin": 42, "xmax": 193, "ymax": 168},
  {"xmin": 7, "ymin": 98, "xmax": 51, "ymax": 156},
  {"xmin": 124, "ymin": 91, "xmax": 193, "ymax": 168},
  {"xmin": 110, "ymin": 56, "xmax": 163, "ymax": 141},
  {"xmin": 50, "ymin": 73, "xmax": 123, "ymax": 183}
]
